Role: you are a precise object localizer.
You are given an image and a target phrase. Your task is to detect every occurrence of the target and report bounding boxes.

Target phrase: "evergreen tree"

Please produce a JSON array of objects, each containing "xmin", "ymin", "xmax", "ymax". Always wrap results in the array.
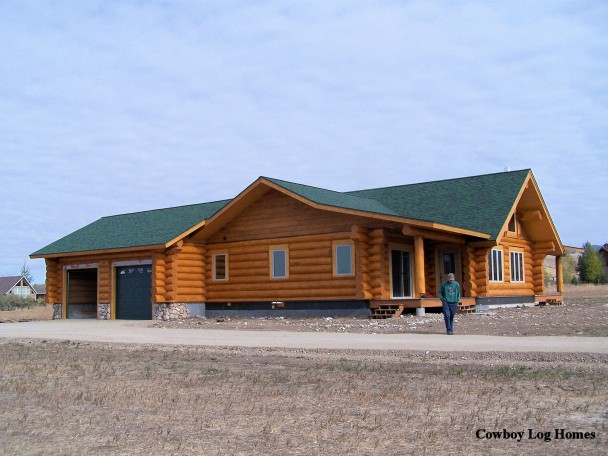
[
  {"xmin": 20, "ymin": 261, "xmax": 34, "ymax": 284},
  {"xmin": 576, "ymin": 242, "xmax": 603, "ymax": 283}
]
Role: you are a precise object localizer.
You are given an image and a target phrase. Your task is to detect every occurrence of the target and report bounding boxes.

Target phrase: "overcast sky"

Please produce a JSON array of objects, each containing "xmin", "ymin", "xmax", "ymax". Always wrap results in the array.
[{"xmin": 1, "ymin": 0, "xmax": 606, "ymax": 284}]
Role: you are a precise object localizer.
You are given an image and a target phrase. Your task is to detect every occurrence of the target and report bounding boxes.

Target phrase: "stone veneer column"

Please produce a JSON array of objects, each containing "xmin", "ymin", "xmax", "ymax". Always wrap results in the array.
[
  {"xmin": 98, "ymin": 303, "xmax": 111, "ymax": 320},
  {"xmin": 153, "ymin": 303, "xmax": 190, "ymax": 321},
  {"xmin": 52, "ymin": 304, "xmax": 63, "ymax": 320}
]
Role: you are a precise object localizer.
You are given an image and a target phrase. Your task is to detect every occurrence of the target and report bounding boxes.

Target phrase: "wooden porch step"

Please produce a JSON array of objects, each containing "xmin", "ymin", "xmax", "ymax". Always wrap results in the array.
[
  {"xmin": 370, "ymin": 305, "xmax": 405, "ymax": 319},
  {"xmin": 458, "ymin": 303, "xmax": 476, "ymax": 314}
]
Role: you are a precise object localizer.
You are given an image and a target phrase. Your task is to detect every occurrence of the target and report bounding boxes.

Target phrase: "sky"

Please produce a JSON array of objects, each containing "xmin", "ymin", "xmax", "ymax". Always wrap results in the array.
[{"xmin": 1, "ymin": 0, "xmax": 606, "ymax": 284}]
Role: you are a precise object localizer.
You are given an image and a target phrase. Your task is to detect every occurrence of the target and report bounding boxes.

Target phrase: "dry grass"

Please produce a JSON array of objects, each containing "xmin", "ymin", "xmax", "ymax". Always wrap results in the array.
[
  {"xmin": 546, "ymin": 284, "xmax": 608, "ymax": 298},
  {"xmin": 0, "ymin": 340, "xmax": 606, "ymax": 455},
  {"xmin": 0, "ymin": 304, "xmax": 53, "ymax": 322}
]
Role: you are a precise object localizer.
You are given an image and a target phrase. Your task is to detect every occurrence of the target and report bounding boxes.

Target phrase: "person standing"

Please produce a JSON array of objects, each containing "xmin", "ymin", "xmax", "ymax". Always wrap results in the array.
[{"xmin": 440, "ymin": 273, "xmax": 460, "ymax": 335}]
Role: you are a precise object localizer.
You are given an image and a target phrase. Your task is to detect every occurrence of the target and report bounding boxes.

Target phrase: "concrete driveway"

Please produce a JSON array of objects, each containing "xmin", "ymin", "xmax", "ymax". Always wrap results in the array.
[{"xmin": 1, "ymin": 320, "xmax": 607, "ymax": 353}]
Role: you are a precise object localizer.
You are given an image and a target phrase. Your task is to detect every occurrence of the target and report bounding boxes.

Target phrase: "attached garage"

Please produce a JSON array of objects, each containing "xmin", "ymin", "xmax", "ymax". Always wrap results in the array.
[
  {"xmin": 115, "ymin": 265, "xmax": 152, "ymax": 320},
  {"xmin": 66, "ymin": 268, "xmax": 98, "ymax": 319}
]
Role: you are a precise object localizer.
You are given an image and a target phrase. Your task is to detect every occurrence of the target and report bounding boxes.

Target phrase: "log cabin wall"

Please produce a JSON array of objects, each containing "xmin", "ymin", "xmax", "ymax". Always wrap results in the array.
[
  {"xmin": 472, "ymin": 246, "xmax": 490, "ymax": 297},
  {"xmin": 462, "ymin": 245, "xmax": 476, "ymax": 297},
  {"xmin": 486, "ymin": 237, "xmax": 537, "ymax": 297},
  {"xmin": 205, "ymin": 233, "xmax": 358, "ymax": 301},
  {"xmin": 424, "ymin": 244, "xmax": 437, "ymax": 296},
  {"xmin": 45, "ymin": 258, "xmax": 62, "ymax": 304},
  {"xmin": 202, "ymin": 190, "xmax": 400, "ymax": 302},
  {"xmin": 175, "ymin": 242, "xmax": 206, "ymax": 303}
]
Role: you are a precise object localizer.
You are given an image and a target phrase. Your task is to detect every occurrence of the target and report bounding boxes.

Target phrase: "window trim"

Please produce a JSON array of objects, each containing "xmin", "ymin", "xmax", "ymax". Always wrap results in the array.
[
  {"xmin": 270, "ymin": 246, "xmax": 289, "ymax": 280},
  {"xmin": 212, "ymin": 253, "xmax": 229, "ymax": 282},
  {"xmin": 333, "ymin": 241, "xmax": 355, "ymax": 277},
  {"xmin": 488, "ymin": 248, "xmax": 504, "ymax": 282},
  {"xmin": 510, "ymin": 249, "xmax": 525, "ymax": 283}
]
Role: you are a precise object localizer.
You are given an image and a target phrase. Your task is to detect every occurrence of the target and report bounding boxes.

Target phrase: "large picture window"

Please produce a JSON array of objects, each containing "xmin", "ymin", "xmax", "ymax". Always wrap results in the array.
[
  {"xmin": 333, "ymin": 242, "xmax": 354, "ymax": 276},
  {"xmin": 510, "ymin": 250, "xmax": 524, "ymax": 283},
  {"xmin": 488, "ymin": 248, "xmax": 503, "ymax": 282}
]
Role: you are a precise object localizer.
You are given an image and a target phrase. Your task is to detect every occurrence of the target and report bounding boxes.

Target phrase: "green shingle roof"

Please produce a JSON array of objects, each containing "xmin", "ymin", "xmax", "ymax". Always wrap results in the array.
[
  {"xmin": 31, "ymin": 199, "xmax": 231, "ymax": 257},
  {"xmin": 32, "ymin": 169, "xmax": 530, "ymax": 257},
  {"xmin": 346, "ymin": 169, "xmax": 530, "ymax": 239}
]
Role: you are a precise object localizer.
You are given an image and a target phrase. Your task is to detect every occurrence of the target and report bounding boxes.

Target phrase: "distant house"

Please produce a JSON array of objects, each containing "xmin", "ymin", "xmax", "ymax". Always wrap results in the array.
[
  {"xmin": 598, "ymin": 244, "xmax": 608, "ymax": 276},
  {"xmin": 31, "ymin": 169, "xmax": 566, "ymax": 320},
  {"xmin": 33, "ymin": 284, "xmax": 47, "ymax": 302},
  {"xmin": 0, "ymin": 276, "xmax": 37, "ymax": 300}
]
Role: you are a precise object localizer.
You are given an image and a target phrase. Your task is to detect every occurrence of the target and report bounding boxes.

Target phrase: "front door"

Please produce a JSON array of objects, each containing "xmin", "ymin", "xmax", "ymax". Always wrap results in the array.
[
  {"xmin": 437, "ymin": 249, "xmax": 461, "ymax": 292},
  {"xmin": 391, "ymin": 250, "xmax": 412, "ymax": 298}
]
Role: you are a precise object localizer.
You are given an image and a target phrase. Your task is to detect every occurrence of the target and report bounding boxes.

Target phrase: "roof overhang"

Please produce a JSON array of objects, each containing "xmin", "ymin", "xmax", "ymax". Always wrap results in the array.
[
  {"xmin": 496, "ymin": 171, "xmax": 564, "ymax": 255},
  {"xmin": 30, "ymin": 243, "xmax": 166, "ymax": 260}
]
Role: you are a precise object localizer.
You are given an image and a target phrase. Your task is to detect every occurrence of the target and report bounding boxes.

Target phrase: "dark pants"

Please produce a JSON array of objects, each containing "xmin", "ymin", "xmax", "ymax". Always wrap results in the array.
[{"xmin": 442, "ymin": 301, "xmax": 458, "ymax": 333}]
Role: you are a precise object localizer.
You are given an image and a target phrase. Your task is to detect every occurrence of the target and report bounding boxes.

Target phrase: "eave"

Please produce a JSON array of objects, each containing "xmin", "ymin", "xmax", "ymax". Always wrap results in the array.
[{"xmin": 29, "ymin": 243, "xmax": 167, "ymax": 260}]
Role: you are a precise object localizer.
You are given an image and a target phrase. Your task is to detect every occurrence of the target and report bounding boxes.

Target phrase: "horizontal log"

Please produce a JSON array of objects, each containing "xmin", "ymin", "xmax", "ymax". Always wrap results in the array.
[
  {"xmin": 290, "ymin": 248, "xmax": 332, "ymax": 260},
  {"xmin": 206, "ymin": 231, "xmax": 352, "ymax": 250},
  {"xmin": 518, "ymin": 210, "xmax": 543, "ymax": 222},
  {"xmin": 486, "ymin": 288, "xmax": 535, "ymax": 297},
  {"xmin": 289, "ymin": 257, "xmax": 332, "ymax": 266},
  {"xmin": 176, "ymin": 265, "xmax": 205, "ymax": 274},
  {"xmin": 290, "ymin": 264, "xmax": 333, "ymax": 275},
  {"xmin": 208, "ymin": 279, "xmax": 356, "ymax": 291},
  {"xmin": 206, "ymin": 288, "xmax": 356, "ymax": 300},
  {"xmin": 228, "ymin": 260, "xmax": 269, "ymax": 272}
]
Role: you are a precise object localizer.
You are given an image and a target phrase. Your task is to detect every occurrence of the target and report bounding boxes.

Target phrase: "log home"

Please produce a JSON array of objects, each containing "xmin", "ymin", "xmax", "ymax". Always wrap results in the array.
[{"xmin": 31, "ymin": 169, "xmax": 565, "ymax": 320}]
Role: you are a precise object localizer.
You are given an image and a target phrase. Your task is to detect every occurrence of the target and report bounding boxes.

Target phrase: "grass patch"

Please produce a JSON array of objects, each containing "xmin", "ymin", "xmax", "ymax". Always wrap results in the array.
[{"xmin": 0, "ymin": 295, "xmax": 45, "ymax": 311}]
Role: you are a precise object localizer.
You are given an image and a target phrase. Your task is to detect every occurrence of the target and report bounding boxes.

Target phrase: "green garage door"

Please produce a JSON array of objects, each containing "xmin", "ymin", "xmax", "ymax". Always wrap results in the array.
[{"xmin": 116, "ymin": 265, "xmax": 152, "ymax": 319}]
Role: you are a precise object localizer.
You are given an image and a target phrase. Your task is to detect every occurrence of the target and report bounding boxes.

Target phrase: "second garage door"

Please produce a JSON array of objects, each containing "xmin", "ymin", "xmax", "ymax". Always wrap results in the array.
[{"xmin": 115, "ymin": 265, "xmax": 152, "ymax": 319}]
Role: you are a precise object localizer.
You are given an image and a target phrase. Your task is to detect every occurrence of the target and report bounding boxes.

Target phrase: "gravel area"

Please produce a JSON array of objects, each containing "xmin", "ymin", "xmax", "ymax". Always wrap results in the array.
[{"xmin": 150, "ymin": 297, "xmax": 608, "ymax": 337}]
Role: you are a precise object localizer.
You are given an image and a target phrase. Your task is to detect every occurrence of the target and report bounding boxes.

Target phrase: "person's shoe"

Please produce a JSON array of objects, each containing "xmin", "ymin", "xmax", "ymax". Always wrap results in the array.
[{"xmin": 447, "ymin": 331, "xmax": 453, "ymax": 335}]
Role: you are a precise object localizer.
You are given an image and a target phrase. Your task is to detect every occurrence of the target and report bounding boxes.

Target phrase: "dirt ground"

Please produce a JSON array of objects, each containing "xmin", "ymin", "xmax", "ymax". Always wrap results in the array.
[
  {"xmin": 1, "ymin": 295, "xmax": 607, "ymax": 455},
  {"xmin": 150, "ymin": 297, "xmax": 608, "ymax": 338},
  {"xmin": 0, "ymin": 339, "xmax": 606, "ymax": 456}
]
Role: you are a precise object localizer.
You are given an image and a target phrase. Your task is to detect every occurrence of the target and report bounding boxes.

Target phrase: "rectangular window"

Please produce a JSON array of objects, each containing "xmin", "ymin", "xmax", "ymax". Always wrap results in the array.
[
  {"xmin": 270, "ymin": 247, "xmax": 288, "ymax": 279},
  {"xmin": 213, "ymin": 253, "xmax": 228, "ymax": 281},
  {"xmin": 488, "ymin": 248, "xmax": 503, "ymax": 282},
  {"xmin": 510, "ymin": 251, "xmax": 524, "ymax": 282},
  {"xmin": 334, "ymin": 242, "xmax": 354, "ymax": 276}
]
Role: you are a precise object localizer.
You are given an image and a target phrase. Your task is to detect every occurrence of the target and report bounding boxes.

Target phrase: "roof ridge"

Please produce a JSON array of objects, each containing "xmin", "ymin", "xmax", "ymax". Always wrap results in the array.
[
  {"xmin": 101, "ymin": 198, "xmax": 233, "ymax": 219},
  {"xmin": 346, "ymin": 168, "xmax": 531, "ymax": 194},
  {"xmin": 263, "ymin": 176, "xmax": 396, "ymax": 213}
]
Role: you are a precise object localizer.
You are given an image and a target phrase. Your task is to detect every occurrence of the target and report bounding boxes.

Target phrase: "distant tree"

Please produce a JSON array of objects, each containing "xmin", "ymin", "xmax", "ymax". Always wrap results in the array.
[
  {"xmin": 20, "ymin": 261, "xmax": 34, "ymax": 284},
  {"xmin": 576, "ymin": 242, "xmax": 603, "ymax": 283},
  {"xmin": 561, "ymin": 254, "xmax": 577, "ymax": 284}
]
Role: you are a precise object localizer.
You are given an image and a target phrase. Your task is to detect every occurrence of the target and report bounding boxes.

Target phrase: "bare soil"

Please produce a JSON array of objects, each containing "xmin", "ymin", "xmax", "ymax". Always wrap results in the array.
[
  {"xmin": 1, "ymin": 294, "xmax": 606, "ymax": 455},
  {"xmin": 151, "ymin": 297, "xmax": 608, "ymax": 337},
  {"xmin": 0, "ymin": 339, "xmax": 606, "ymax": 456}
]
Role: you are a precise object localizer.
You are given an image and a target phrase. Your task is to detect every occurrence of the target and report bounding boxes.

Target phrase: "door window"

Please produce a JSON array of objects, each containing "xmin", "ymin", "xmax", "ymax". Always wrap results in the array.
[{"xmin": 391, "ymin": 250, "xmax": 412, "ymax": 298}]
